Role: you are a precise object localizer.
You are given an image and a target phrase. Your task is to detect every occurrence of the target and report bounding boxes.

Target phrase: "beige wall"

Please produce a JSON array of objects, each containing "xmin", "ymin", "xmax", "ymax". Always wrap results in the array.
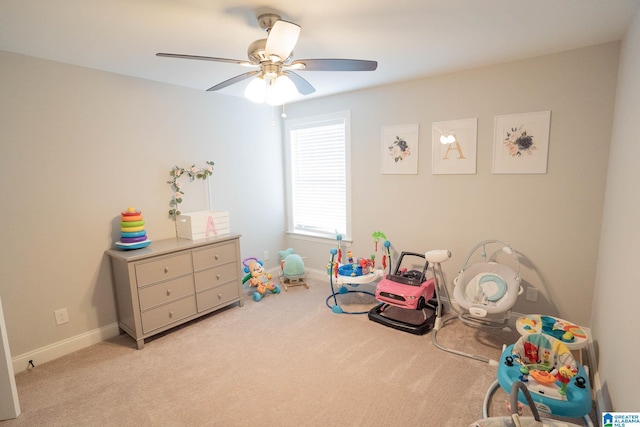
[
  {"xmin": 286, "ymin": 42, "xmax": 620, "ymax": 327},
  {"xmin": 0, "ymin": 32, "xmax": 635, "ymax": 413},
  {"xmin": 0, "ymin": 51, "xmax": 286, "ymax": 358},
  {"xmin": 591, "ymin": 8, "xmax": 640, "ymax": 412}
]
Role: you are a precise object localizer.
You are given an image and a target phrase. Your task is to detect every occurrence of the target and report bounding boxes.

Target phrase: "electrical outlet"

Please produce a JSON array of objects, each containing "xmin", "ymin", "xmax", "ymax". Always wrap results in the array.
[
  {"xmin": 525, "ymin": 287, "xmax": 539, "ymax": 302},
  {"xmin": 263, "ymin": 250, "xmax": 270, "ymax": 261},
  {"xmin": 54, "ymin": 308, "xmax": 69, "ymax": 325}
]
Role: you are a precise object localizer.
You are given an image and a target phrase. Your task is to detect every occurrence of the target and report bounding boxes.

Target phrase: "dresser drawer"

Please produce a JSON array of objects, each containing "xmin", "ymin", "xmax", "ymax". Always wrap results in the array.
[
  {"xmin": 194, "ymin": 262, "xmax": 239, "ymax": 292},
  {"xmin": 138, "ymin": 275, "xmax": 194, "ymax": 311},
  {"xmin": 141, "ymin": 296, "xmax": 197, "ymax": 334},
  {"xmin": 192, "ymin": 241, "xmax": 237, "ymax": 270},
  {"xmin": 135, "ymin": 253, "xmax": 192, "ymax": 287},
  {"xmin": 196, "ymin": 281, "xmax": 240, "ymax": 312}
]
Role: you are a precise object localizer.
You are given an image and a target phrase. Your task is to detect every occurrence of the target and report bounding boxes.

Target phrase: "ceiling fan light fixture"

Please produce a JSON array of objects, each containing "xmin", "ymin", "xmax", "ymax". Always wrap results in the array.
[
  {"xmin": 266, "ymin": 74, "xmax": 298, "ymax": 106},
  {"xmin": 245, "ymin": 76, "xmax": 267, "ymax": 103}
]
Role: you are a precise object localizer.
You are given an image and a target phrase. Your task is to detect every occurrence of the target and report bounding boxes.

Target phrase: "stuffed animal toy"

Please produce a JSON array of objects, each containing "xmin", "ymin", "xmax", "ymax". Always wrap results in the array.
[{"xmin": 243, "ymin": 257, "xmax": 280, "ymax": 302}]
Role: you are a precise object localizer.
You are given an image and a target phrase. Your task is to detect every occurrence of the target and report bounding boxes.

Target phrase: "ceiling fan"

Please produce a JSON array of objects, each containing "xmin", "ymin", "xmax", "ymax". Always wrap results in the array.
[{"xmin": 156, "ymin": 13, "xmax": 377, "ymax": 104}]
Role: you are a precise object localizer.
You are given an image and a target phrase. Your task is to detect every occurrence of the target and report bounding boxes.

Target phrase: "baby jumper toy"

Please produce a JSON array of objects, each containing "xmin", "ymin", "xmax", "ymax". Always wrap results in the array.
[
  {"xmin": 278, "ymin": 248, "xmax": 309, "ymax": 291},
  {"xmin": 115, "ymin": 207, "xmax": 151, "ymax": 250},
  {"xmin": 481, "ymin": 333, "xmax": 593, "ymax": 426},
  {"xmin": 242, "ymin": 257, "xmax": 281, "ymax": 302},
  {"xmin": 326, "ymin": 234, "xmax": 392, "ymax": 314}
]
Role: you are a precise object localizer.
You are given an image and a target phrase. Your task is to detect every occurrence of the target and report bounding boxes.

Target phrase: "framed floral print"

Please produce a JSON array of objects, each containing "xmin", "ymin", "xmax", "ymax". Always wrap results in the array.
[
  {"xmin": 492, "ymin": 111, "xmax": 551, "ymax": 174},
  {"xmin": 381, "ymin": 124, "xmax": 419, "ymax": 174}
]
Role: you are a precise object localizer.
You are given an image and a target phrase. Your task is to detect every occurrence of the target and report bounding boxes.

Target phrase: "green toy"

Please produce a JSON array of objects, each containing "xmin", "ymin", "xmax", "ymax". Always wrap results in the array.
[{"xmin": 278, "ymin": 248, "xmax": 309, "ymax": 291}]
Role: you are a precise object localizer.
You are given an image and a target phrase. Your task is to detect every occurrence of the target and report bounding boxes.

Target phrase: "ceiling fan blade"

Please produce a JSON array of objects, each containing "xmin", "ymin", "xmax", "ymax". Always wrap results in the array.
[
  {"xmin": 156, "ymin": 53, "xmax": 255, "ymax": 67},
  {"xmin": 286, "ymin": 72, "xmax": 315, "ymax": 95},
  {"xmin": 206, "ymin": 71, "xmax": 260, "ymax": 91},
  {"xmin": 289, "ymin": 59, "xmax": 378, "ymax": 72},
  {"xmin": 265, "ymin": 20, "xmax": 300, "ymax": 61}
]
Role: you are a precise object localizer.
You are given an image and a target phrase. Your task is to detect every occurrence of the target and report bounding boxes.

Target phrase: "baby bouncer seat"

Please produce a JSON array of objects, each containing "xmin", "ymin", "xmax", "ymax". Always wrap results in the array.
[
  {"xmin": 432, "ymin": 240, "xmax": 523, "ymax": 364},
  {"xmin": 453, "ymin": 240, "xmax": 521, "ymax": 327}
]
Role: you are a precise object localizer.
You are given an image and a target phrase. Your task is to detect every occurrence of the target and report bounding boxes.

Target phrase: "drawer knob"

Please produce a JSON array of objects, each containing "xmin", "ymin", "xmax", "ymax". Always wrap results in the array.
[
  {"xmin": 164, "ymin": 267, "xmax": 169, "ymax": 273},
  {"xmin": 218, "ymin": 293, "xmax": 222, "ymax": 299},
  {"xmin": 214, "ymin": 255, "xmax": 219, "ymax": 260},
  {"xmin": 166, "ymin": 289, "xmax": 171, "ymax": 296},
  {"xmin": 169, "ymin": 311, "xmax": 174, "ymax": 318},
  {"xmin": 216, "ymin": 274, "xmax": 221, "ymax": 280}
]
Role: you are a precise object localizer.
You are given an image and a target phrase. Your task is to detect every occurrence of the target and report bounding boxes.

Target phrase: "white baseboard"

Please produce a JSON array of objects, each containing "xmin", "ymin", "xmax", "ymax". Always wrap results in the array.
[
  {"xmin": 12, "ymin": 322, "xmax": 121, "ymax": 374},
  {"xmin": 264, "ymin": 267, "xmax": 329, "ymax": 282},
  {"xmin": 304, "ymin": 267, "xmax": 330, "ymax": 280}
]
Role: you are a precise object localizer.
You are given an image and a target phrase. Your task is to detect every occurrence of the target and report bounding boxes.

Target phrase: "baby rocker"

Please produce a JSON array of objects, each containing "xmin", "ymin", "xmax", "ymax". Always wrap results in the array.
[
  {"xmin": 278, "ymin": 248, "xmax": 309, "ymax": 291},
  {"xmin": 431, "ymin": 239, "xmax": 523, "ymax": 364}
]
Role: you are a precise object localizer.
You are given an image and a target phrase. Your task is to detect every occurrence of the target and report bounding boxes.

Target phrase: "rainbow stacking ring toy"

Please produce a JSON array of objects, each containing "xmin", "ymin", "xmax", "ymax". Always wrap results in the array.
[{"xmin": 115, "ymin": 207, "xmax": 151, "ymax": 250}]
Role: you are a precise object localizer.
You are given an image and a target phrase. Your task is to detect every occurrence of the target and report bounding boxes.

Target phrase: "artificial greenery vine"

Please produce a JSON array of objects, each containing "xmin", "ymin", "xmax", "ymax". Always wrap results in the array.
[{"xmin": 167, "ymin": 161, "xmax": 214, "ymax": 219}]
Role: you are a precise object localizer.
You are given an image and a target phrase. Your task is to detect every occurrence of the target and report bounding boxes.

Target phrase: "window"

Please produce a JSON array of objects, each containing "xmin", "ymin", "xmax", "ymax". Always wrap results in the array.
[{"xmin": 284, "ymin": 111, "xmax": 351, "ymax": 240}]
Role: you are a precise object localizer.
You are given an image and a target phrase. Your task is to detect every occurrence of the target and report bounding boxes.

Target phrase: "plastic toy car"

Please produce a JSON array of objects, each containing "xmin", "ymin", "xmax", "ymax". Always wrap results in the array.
[{"xmin": 374, "ymin": 251, "xmax": 435, "ymax": 310}]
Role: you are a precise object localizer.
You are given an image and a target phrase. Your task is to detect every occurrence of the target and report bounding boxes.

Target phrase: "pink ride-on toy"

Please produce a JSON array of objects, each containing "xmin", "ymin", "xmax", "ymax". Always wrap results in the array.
[
  {"xmin": 375, "ymin": 251, "xmax": 434, "ymax": 310},
  {"xmin": 369, "ymin": 250, "xmax": 451, "ymax": 335}
]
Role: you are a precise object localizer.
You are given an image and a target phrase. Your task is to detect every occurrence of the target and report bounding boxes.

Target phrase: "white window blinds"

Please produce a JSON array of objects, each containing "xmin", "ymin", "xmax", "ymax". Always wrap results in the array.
[{"xmin": 285, "ymin": 112, "xmax": 350, "ymax": 239}]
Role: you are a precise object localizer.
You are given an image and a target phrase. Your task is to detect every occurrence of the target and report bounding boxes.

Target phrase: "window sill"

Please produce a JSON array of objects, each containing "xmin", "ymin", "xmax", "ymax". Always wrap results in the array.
[{"xmin": 286, "ymin": 231, "xmax": 352, "ymax": 245}]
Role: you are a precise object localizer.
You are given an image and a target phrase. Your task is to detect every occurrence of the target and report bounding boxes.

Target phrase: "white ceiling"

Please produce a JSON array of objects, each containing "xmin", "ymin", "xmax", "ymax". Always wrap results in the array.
[{"xmin": 1, "ymin": 0, "xmax": 638, "ymax": 103}]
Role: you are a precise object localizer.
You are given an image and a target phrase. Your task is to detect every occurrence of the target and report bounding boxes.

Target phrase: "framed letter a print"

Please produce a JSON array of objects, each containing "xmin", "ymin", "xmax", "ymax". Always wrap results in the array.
[
  {"xmin": 493, "ymin": 111, "xmax": 551, "ymax": 174},
  {"xmin": 381, "ymin": 124, "xmax": 419, "ymax": 174},
  {"xmin": 432, "ymin": 118, "xmax": 477, "ymax": 174}
]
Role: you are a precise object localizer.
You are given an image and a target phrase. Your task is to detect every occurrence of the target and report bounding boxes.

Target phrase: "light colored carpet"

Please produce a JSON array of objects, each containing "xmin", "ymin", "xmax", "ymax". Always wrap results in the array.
[{"xmin": 3, "ymin": 277, "xmax": 594, "ymax": 426}]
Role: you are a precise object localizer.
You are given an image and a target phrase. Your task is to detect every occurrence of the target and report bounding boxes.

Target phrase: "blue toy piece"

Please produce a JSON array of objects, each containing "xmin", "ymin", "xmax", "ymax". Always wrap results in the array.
[{"xmin": 253, "ymin": 285, "xmax": 280, "ymax": 302}]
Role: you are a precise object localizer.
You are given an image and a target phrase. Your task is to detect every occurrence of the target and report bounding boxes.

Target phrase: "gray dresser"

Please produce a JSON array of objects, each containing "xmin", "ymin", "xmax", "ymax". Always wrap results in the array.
[{"xmin": 106, "ymin": 234, "xmax": 244, "ymax": 349}]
